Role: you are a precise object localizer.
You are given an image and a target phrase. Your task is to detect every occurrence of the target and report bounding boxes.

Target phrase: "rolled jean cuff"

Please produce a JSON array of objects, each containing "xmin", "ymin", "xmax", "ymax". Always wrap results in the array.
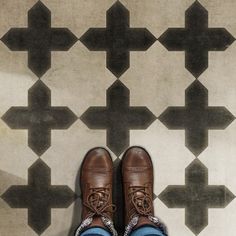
[
  {"xmin": 131, "ymin": 226, "xmax": 166, "ymax": 236},
  {"xmin": 81, "ymin": 227, "xmax": 111, "ymax": 236}
]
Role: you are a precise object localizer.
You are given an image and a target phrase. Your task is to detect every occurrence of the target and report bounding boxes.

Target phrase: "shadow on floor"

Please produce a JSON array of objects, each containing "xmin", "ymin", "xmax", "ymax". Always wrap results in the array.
[{"xmin": 68, "ymin": 165, "xmax": 82, "ymax": 236}]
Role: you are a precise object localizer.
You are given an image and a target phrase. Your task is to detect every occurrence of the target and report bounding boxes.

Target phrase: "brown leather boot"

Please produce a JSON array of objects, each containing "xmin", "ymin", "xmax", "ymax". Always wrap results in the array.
[
  {"xmin": 75, "ymin": 148, "xmax": 117, "ymax": 236},
  {"xmin": 122, "ymin": 147, "xmax": 167, "ymax": 236}
]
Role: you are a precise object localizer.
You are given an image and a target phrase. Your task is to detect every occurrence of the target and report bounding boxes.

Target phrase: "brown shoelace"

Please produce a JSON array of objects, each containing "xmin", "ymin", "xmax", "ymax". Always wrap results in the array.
[
  {"xmin": 84, "ymin": 187, "xmax": 116, "ymax": 219},
  {"xmin": 128, "ymin": 186, "xmax": 153, "ymax": 219}
]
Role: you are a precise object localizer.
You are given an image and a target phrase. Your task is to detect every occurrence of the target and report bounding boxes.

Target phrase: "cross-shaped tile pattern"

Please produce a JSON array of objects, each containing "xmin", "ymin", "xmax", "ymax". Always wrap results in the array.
[
  {"xmin": 81, "ymin": 80, "xmax": 156, "ymax": 156},
  {"xmin": 2, "ymin": 159, "xmax": 76, "ymax": 234},
  {"xmin": 1, "ymin": 1, "xmax": 78, "ymax": 77},
  {"xmin": 159, "ymin": 159, "xmax": 235, "ymax": 235},
  {"xmin": 159, "ymin": 1, "xmax": 235, "ymax": 78},
  {"xmin": 2, "ymin": 81, "xmax": 77, "ymax": 156},
  {"xmin": 159, "ymin": 80, "xmax": 235, "ymax": 156},
  {"xmin": 1, "ymin": 1, "xmax": 236, "ymax": 235},
  {"xmin": 80, "ymin": 1, "xmax": 156, "ymax": 78}
]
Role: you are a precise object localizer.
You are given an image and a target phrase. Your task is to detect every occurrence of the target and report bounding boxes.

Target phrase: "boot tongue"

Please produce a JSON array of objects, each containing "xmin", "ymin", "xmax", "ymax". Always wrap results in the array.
[{"xmin": 90, "ymin": 216, "xmax": 107, "ymax": 228}]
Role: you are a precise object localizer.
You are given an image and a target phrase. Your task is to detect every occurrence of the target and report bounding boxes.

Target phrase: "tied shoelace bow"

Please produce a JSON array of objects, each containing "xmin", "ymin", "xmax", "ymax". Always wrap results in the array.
[
  {"xmin": 124, "ymin": 186, "xmax": 168, "ymax": 236},
  {"xmin": 84, "ymin": 187, "xmax": 116, "ymax": 218},
  {"xmin": 75, "ymin": 187, "xmax": 118, "ymax": 236},
  {"xmin": 128, "ymin": 186, "xmax": 153, "ymax": 218}
]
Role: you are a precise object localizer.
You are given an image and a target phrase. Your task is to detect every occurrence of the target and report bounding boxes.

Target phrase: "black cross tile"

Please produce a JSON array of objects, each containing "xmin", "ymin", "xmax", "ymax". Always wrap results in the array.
[
  {"xmin": 2, "ymin": 80, "xmax": 78, "ymax": 156},
  {"xmin": 159, "ymin": 159, "xmax": 235, "ymax": 235},
  {"xmin": 1, "ymin": 1, "xmax": 78, "ymax": 78},
  {"xmin": 158, "ymin": 1, "xmax": 235, "ymax": 78},
  {"xmin": 1, "ymin": 159, "xmax": 77, "ymax": 235},
  {"xmin": 80, "ymin": 1, "xmax": 156, "ymax": 78},
  {"xmin": 159, "ymin": 80, "xmax": 234, "ymax": 156},
  {"xmin": 81, "ymin": 80, "xmax": 156, "ymax": 156}
]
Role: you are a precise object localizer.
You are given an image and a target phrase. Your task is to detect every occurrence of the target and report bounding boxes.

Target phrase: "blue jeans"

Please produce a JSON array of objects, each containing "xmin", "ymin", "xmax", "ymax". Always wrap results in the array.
[{"xmin": 80, "ymin": 226, "xmax": 165, "ymax": 236}]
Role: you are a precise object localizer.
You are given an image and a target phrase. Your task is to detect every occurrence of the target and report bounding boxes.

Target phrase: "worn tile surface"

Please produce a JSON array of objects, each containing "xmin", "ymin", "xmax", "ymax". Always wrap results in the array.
[{"xmin": 0, "ymin": 0, "xmax": 236, "ymax": 235}]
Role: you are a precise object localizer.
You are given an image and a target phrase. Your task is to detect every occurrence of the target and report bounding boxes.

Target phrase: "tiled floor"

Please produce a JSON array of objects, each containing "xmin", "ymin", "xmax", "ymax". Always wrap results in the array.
[{"xmin": 0, "ymin": 0, "xmax": 236, "ymax": 235}]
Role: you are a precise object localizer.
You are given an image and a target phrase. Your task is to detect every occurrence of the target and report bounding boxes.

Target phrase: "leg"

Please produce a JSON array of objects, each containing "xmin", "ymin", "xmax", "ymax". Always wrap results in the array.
[
  {"xmin": 81, "ymin": 227, "xmax": 111, "ymax": 236},
  {"xmin": 131, "ymin": 226, "xmax": 165, "ymax": 236}
]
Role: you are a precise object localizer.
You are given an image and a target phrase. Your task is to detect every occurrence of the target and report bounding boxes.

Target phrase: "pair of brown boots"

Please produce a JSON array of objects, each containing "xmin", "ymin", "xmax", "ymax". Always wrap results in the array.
[{"xmin": 75, "ymin": 147, "xmax": 166, "ymax": 236}]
